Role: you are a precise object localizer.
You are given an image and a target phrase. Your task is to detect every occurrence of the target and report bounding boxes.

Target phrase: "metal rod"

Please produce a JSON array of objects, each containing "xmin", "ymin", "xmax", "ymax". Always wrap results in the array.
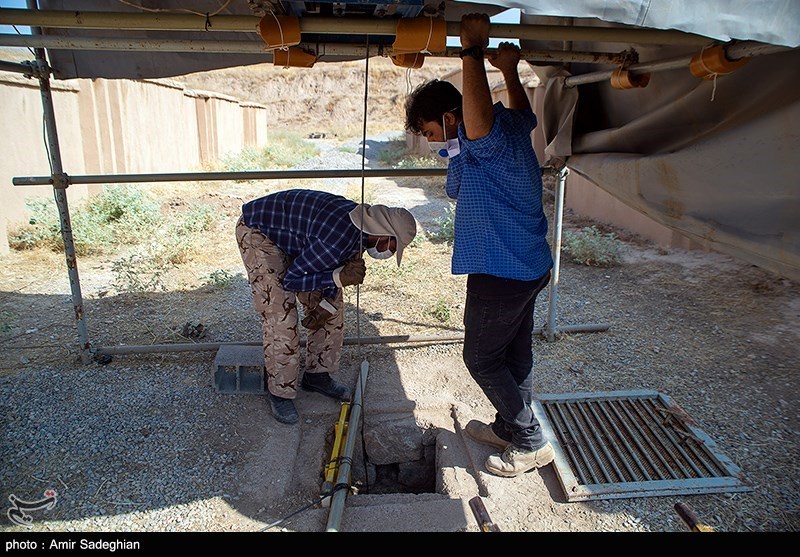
[
  {"xmin": 545, "ymin": 166, "xmax": 568, "ymax": 342},
  {"xmin": 638, "ymin": 399, "xmax": 707, "ymax": 477},
  {"xmin": 586, "ymin": 400, "xmax": 636, "ymax": 481},
  {"xmin": 0, "ymin": 58, "xmax": 35, "ymax": 75},
  {"xmin": 91, "ymin": 323, "xmax": 611, "ymax": 356},
  {"xmin": 563, "ymin": 41, "xmax": 791, "ymax": 88},
  {"xmin": 26, "ymin": 0, "xmax": 92, "ymax": 364},
  {"xmin": 573, "ymin": 402, "xmax": 618, "ymax": 483},
  {"xmin": 556, "ymin": 401, "xmax": 600, "ymax": 484},
  {"xmin": 0, "ymin": 9, "xmax": 712, "ymax": 46},
  {"xmin": 630, "ymin": 400, "xmax": 694, "ymax": 478},
  {"xmin": 0, "ymin": 33, "xmax": 633, "ymax": 65},
  {"xmin": 468, "ymin": 496, "xmax": 500, "ymax": 532},
  {"xmin": 550, "ymin": 403, "xmax": 591, "ymax": 485},
  {"xmin": 326, "ymin": 359, "xmax": 368, "ymax": 532},
  {"xmin": 13, "ymin": 167, "xmax": 448, "ymax": 186},
  {"xmin": 599, "ymin": 400, "xmax": 655, "ymax": 481},
  {"xmin": 93, "ymin": 334, "xmax": 466, "ymax": 356},
  {"xmin": 615, "ymin": 399, "xmax": 678, "ymax": 480},
  {"xmin": 674, "ymin": 501, "xmax": 714, "ymax": 532}
]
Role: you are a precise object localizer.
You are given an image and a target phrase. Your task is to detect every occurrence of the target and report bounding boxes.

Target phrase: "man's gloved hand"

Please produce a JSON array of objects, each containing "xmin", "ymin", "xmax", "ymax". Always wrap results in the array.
[
  {"xmin": 339, "ymin": 257, "xmax": 366, "ymax": 287},
  {"xmin": 296, "ymin": 290, "xmax": 323, "ymax": 310},
  {"xmin": 301, "ymin": 299, "xmax": 335, "ymax": 330}
]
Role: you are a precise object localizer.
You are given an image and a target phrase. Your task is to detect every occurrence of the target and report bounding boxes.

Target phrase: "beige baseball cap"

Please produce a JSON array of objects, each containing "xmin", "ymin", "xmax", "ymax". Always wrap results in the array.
[{"xmin": 349, "ymin": 204, "xmax": 418, "ymax": 266}]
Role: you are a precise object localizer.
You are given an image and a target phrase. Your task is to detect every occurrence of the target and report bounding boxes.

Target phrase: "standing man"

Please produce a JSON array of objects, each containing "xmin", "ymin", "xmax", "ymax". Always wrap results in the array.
[
  {"xmin": 236, "ymin": 189, "xmax": 417, "ymax": 425},
  {"xmin": 404, "ymin": 13, "xmax": 554, "ymax": 477}
]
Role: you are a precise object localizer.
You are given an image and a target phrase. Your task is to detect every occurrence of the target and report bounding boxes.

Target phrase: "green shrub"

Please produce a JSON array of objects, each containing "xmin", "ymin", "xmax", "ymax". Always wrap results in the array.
[
  {"xmin": 376, "ymin": 138, "xmax": 448, "ymax": 169},
  {"xmin": 8, "ymin": 186, "xmax": 160, "ymax": 255},
  {"xmin": 8, "ymin": 198, "xmax": 61, "ymax": 251},
  {"xmin": 561, "ymin": 226, "xmax": 623, "ymax": 267},
  {"xmin": 169, "ymin": 204, "xmax": 216, "ymax": 237},
  {"xmin": 111, "ymin": 249, "xmax": 174, "ymax": 293},
  {"xmin": 428, "ymin": 203, "xmax": 456, "ymax": 243},
  {"xmin": 218, "ymin": 132, "xmax": 319, "ymax": 173},
  {"xmin": 428, "ymin": 299, "xmax": 451, "ymax": 323},
  {"xmin": 393, "ymin": 154, "xmax": 447, "ymax": 169},
  {"xmin": 202, "ymin": 269, "xmax": 241, "ymax": 290}
]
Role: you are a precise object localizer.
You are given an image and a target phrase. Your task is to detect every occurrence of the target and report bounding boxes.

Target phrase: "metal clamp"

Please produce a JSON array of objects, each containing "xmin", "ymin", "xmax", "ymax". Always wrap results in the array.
[
  {"xmin": 25, "ymin": 59, "xmax": 51, "ymax": 80},
  {"xmin": 51, "ymin": 172, "xmax": 71, "ymax": 189}
]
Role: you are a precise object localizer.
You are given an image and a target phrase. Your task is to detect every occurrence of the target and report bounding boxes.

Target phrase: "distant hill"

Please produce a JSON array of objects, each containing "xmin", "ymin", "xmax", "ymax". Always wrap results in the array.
[
  {"xmin": 2, "ymin": 47, "xmax": 535, "ymax": 139},
  {"xmin": 172, "ymin": 56, "xmax": 463, "ymax": 138}
]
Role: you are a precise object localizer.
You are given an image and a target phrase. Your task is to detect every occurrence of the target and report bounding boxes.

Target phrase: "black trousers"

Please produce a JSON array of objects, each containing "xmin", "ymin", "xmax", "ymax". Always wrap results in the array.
[{"xmin": 462, "ymin": 271, "xmax": 551, "ymax": 451}]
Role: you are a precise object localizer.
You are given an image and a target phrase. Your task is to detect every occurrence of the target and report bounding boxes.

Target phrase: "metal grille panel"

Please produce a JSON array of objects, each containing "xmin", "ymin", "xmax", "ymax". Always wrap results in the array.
[{"xmin": 532, "ymin": 390, "xmax": 751, "ymax": 501}]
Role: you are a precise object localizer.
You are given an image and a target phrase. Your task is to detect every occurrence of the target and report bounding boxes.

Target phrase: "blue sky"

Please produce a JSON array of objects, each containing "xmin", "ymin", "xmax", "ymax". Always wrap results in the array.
[
  {"xmin": 1, "ymin": 0, "xmax": 31, "ymax": 34},
  {"xmin": 0, "ymin": 2, "xmax": 521, "ymax": 44}
]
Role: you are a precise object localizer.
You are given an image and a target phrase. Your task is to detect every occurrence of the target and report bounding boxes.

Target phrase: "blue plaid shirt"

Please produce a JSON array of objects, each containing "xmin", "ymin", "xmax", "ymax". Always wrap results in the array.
[
  {"xmin": 445, "ymin": 103, "xmax": 553, "ymax": 281},
  {"xmin": 241, "ymin": 189, "xmax": 367, "ymax": 298}
]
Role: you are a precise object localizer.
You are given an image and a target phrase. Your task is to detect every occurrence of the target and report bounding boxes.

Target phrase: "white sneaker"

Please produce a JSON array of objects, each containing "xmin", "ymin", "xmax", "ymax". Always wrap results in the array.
[{"xmin": 485, "ymin": 442, "xmax": 555, "ymax": 477}]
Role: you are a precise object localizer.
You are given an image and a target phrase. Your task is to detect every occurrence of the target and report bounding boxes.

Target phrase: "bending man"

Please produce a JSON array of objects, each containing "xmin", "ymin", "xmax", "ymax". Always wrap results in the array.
[{"xmin": 236, "ymin": 189, "xmax": 417, "ymax": 424}]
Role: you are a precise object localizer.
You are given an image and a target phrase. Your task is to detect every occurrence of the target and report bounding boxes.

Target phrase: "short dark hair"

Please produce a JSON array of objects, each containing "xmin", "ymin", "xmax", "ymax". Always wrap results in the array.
[{"xmin": 404, "ymin": 79, "xmax": 462, "ymax": 135}]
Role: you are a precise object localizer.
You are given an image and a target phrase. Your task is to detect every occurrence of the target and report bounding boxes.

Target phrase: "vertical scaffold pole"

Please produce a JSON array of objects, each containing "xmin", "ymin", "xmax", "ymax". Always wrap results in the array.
[
  {"xmin": 545, "ymin": 164, "xmax": 569, "ymax": 342},
  {"xmin": 28, "ymin": 0, "xmax": 92, "ymax": 363}
]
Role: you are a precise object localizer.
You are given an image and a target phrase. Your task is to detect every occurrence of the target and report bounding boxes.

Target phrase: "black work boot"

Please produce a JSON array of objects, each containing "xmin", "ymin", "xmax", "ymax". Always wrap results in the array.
[
  {"xmin": 268, "ymin": 393, "xmax": 299, "ymax": 425},
  {"xmin": 301, "ymin": 372, "xmax": 351, "ymax": 402}
]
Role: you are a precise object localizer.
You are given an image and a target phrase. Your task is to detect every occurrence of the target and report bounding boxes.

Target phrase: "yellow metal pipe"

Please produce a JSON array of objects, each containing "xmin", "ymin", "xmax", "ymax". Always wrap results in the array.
[{"xmin": 0, "ymin": 8, "xmax": 711, "ymax": 46}]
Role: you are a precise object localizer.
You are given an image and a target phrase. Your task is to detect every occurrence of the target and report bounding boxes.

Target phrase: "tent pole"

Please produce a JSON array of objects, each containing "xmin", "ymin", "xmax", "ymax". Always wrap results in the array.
[
  {"xmin": 0, "ymin": 34, "xmax": 632, "ymax": 66},
  {"xmin": 0, "ymin": 9, "xmax": 711, "ymax": 46},
  {"xmin": 26, "ymin": 0, "xmax": 92, "ymax": 364},
  {"xmin": 326, "ymin": 359, "xmax": 368, "ymax": 532},
  {"xmin": 545, "ymin": 165, "xmax": 569, "ymax": 342},
  {"xmin": 563, "ymin": 42, "xmax": 790, "ymax": 88}
]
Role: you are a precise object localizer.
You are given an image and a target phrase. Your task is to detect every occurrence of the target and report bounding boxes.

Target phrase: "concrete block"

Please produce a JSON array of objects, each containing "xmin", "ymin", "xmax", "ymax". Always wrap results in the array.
[{"xmin": 213, "ymin": 344, "xmax": 266, "ymax": 395}]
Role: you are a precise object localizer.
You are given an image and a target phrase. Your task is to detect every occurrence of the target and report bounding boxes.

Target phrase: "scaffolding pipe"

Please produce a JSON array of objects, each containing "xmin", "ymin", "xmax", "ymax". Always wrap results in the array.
[
  {"xmin": 26, "ymin": 0, "xmax": 92, "ymax": 364},
  {"xmin": 545, "ymin": 165, "xmax": 569, "ymax": 342},
  {"xmin": 90, "ymin": 323, "xmax": 610, "ymax": 356},
  {"xmin": 13, "ymin": 167, "xmax": 448, "ymax": 187},
  {"xmin": 563, "ymin": 41, "xmax": 791, "ymax": 87},
  {"xmin": 0, "ymin": 58, "xmax": 35, "ymax": 75},
  {"xmin": 0, "ymin": 33, "xmax": 633, "ymax": 65},
  {"xmin": 0, "ymin": 9, "xmax": 712, "ymax": 46},
  {"xmin": 326, "ymin": 359, "xmax": 368, "ymax": 532}
]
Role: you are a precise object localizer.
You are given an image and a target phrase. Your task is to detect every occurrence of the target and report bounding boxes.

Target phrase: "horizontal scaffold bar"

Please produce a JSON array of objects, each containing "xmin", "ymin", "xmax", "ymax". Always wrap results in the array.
[
  {"xmin": 0, "ymin": 8, "xmax": 712, "ymax": 46},
  {"xmin": 13, "ymin": 168, "xmax": 449, "ymax": 187},
  {"xmin": 0, "ymin": 33, "xmax": 632, "ymax": 65}
]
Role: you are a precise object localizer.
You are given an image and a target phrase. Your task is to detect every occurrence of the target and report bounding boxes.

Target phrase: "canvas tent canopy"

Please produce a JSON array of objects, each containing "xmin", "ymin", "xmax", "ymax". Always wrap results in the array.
[{"xmin": 2, "ymin": 0, "xmax": 799, "ymax": 281}]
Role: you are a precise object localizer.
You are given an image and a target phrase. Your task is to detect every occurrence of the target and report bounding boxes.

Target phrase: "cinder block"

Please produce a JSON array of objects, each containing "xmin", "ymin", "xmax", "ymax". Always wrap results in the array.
[{"xmin": 213, "ymin": 344, "xmax": 266, "ymax": 395}]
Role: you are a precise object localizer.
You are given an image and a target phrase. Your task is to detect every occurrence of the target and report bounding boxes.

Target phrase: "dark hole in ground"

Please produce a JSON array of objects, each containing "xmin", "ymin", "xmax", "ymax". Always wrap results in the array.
[
  {"xmin": 360, "ymin": 441, "xmax": 437, "ymax": 495},
  {"xmin": 322, "ymin": 425, "xmax": 438, "ymax": 495}
]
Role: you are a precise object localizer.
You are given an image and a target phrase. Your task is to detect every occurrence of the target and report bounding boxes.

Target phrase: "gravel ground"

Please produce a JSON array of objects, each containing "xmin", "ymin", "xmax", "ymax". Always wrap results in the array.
[{"xmin": 1, "ymin": 138, "xmax": 798, "ymax": 534}]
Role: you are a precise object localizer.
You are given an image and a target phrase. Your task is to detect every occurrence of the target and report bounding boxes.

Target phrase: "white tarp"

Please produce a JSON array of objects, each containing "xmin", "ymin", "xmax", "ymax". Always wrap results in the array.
[{"xmin": 476, "ymin": 0, "xmax": 800, "ymax": 48}]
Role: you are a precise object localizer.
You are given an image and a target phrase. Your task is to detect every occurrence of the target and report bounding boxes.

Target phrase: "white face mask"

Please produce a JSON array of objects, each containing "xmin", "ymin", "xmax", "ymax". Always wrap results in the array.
[
  {"xmin": 428, "ymin": 141, "xmax": 448, "ymax": 158},
  {"xmin": 428, "ymin": 112, "xmax": 460, "ymax": 158},
  {"xmin": 442, "ymin": 113, "xmax": 460, "ymax": 158},
  {"xmin": 367, "ymin": 246, "xmax": 394, "ymax": 260}
]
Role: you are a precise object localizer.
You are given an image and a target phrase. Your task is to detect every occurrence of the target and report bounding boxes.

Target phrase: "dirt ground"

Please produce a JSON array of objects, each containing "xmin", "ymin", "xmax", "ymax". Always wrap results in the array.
[
  {"xmin": 1, "ymin": 152, "xmax": 798, "ymax": 533},
  {"xmin": 1, "ymin": 58, "xmax": 798, "ymax": 534}
]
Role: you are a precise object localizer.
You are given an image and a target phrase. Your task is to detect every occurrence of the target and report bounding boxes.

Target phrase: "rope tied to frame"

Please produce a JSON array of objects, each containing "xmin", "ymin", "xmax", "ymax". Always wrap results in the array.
[
  {"xmin": 271, "ymin": 11, "xmax": 287, "ymax": 52},
  {"xmin": 689, "ymin": 44, "xmax": 749, "ymax": 101},
  {"xmin": 117, "ymin": 0, "xmax": 232, "ymax": 18},
  {"xmin": 257, "ymin": 13, "xmax": 301, "ymax": 52},
  {"xmin": 390, "ymin": 16, "xmax": 445, "ymax": 68}
]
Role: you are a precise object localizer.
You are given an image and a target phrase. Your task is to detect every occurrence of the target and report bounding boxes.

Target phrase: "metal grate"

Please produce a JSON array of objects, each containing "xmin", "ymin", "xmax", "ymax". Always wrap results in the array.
[{"xmin": 532, "ymin": 390, "xmax": 752, "ymax": 501}]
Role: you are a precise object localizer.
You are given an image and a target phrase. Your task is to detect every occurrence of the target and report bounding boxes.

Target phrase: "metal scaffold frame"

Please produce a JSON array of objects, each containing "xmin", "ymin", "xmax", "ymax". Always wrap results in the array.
[{"xmin": 0, "ymin": 5, "xmax": 638, "ymax": 363}]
